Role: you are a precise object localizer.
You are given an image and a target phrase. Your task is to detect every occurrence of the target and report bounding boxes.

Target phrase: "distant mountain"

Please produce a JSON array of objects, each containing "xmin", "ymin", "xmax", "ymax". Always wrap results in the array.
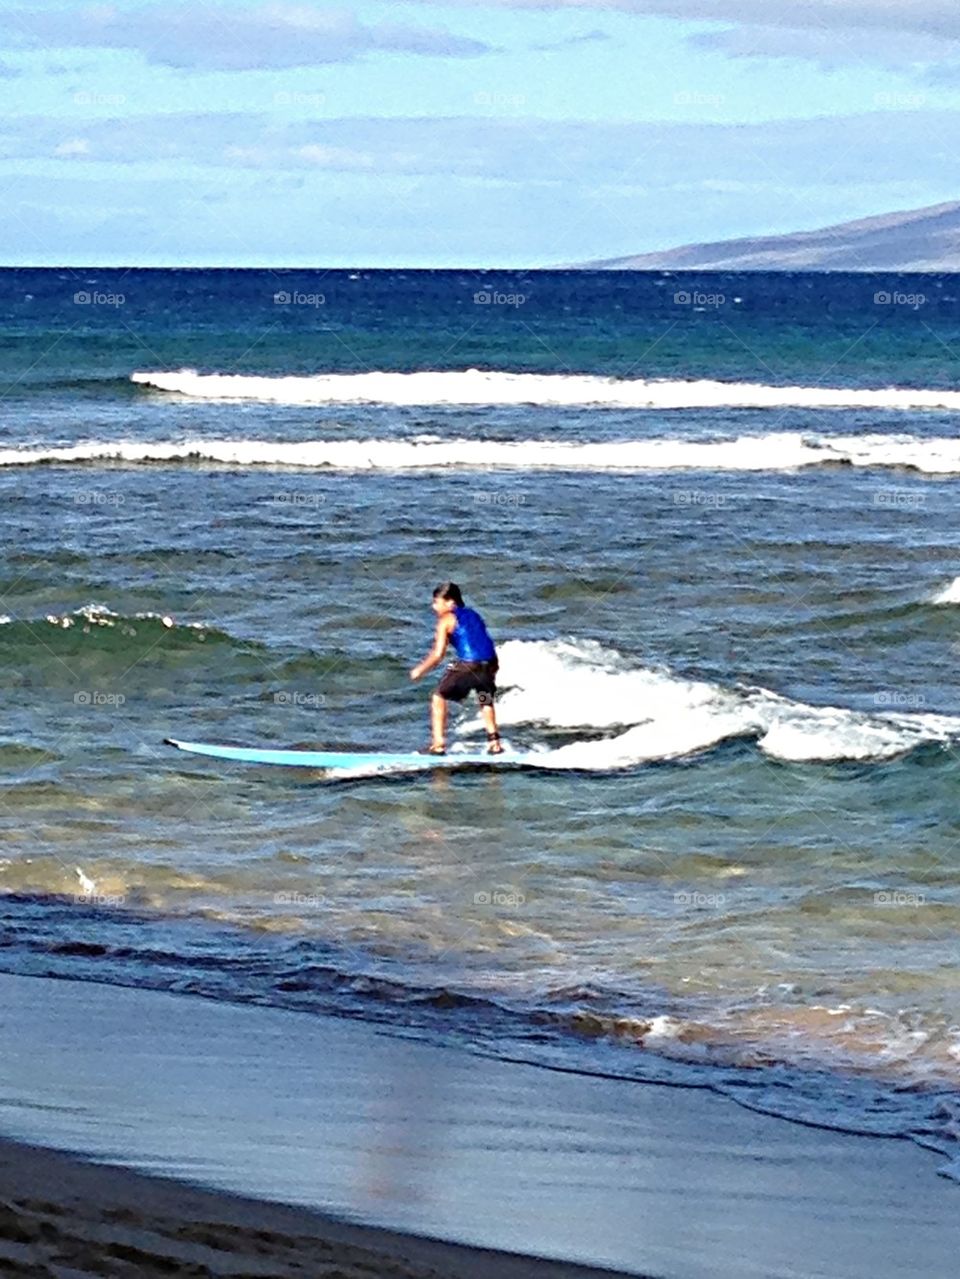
[{"xmin": 579, "ymin": 201, "xmax": 960, "ymax": 271}]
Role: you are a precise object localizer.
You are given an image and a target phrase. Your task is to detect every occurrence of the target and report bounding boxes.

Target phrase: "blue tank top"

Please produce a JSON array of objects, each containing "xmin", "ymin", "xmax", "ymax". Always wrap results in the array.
[{"xmin": 450, "ymin": 606, "xmax": 496, "ymax": 662}]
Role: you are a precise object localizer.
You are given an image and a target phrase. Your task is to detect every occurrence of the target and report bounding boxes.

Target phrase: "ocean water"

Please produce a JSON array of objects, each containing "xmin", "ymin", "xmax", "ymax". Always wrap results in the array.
[{"xmin": 2, "ymin": 267, "xmax": 960, "ymax": 1179}]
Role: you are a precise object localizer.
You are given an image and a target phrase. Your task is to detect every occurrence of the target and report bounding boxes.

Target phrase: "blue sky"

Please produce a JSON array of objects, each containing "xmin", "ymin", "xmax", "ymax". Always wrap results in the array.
[{"xmin": 3, "ymin": 0, "xmax": 960, "ymax": 265}]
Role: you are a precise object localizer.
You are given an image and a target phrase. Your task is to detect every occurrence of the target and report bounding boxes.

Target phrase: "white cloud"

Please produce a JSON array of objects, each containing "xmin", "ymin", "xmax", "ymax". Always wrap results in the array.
[
  {"xmin": 415, "ymin": 0, "xmax": 960, "ymax": 38},
  {"xmin": 530, "ymin": 29, "xmax": 611, "ymax": 51},
  {"xmin": 415, "ymin": 0, "xmax": 960, "ymax": 68},
  {"xmin": 295, "ymin": 142, "xmax": 375, "ymax": 167},
  {"xmin": 2, "ymin": 3, "xmax": 492, "ymax": 70},
  {"xmin": 687, "ymin": 23, "xmax": 957, "ymax": 69},
  {"xmin": 11, "ymin": 108, "xmax": 959, "ymax": 192},
  {"xmin": 54, "ymin": 137, "xmax": 91, "ymax": 156},
  {"xmin": 0, "ymin": 136, "xmax": 955, "ymax": 267}
]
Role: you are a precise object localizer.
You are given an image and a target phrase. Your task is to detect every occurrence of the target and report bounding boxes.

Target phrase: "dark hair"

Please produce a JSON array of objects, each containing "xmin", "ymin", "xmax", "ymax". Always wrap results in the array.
[{"xmin": 433, "ymin": 581, "xmax": 464, "ymax": 607}]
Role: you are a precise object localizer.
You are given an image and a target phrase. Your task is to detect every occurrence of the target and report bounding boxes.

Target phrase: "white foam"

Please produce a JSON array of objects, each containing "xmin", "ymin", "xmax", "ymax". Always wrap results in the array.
[
  {"xmin": 19, "ymin": 603, "xmax": 197, "ymax": 633},
  {"xmin": 131, "ymin": 367, "xmax": 960, "ymax": 411},
  {"xmin": 643, "ymin": 1014, "xmax": 685, "ymax": 1041},
  {"xmin": 472, "ymin": 638, "xmax": 960, "ymax": 768},
  {"xmin": 4, "ymin": 431, "xmax": 960, "ymax": 475},
  {"xmin": 74, "ymin": 867, "xmax": 96, "ymax": 895},
  {"xmin": 931, "ymin": 576, "xmax": 960, "ymax": 604},
  {"xmin": 756, "ymin": 707, "xmax": 924, "ymax": 762}
]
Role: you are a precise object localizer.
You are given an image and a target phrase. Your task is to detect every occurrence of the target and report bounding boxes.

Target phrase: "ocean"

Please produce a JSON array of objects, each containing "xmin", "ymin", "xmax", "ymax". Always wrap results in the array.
[{"xmin": 1, "ymin": 266, "xmax": 959, "ymax": 1180}]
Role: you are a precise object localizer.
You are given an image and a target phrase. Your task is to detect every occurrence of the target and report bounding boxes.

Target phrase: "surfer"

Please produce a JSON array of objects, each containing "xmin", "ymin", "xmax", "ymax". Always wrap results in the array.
[{"xmin": 410, "ymin": 582, "xmax": 503, "ymax": 755}]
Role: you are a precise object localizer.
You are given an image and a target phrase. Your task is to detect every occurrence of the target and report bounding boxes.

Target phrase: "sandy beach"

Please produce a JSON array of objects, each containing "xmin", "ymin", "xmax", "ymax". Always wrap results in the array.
[
  {"xmin": 0, "ymin": 1136, "xmax": 628, "ymax": 1279},
  {"xmin": 0, "ymin": 972, "xmax": 958, "ymax": 1279}
]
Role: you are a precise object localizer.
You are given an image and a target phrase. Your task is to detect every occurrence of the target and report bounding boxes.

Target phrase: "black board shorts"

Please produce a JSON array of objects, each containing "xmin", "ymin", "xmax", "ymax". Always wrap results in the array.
[{"xmin": 437, "ymin": 659, "xmax": 498, "ymax": 706}]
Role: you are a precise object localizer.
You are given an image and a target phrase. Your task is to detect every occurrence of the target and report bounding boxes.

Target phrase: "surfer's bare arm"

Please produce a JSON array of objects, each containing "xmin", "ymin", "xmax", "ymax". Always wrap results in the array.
[{"xmin": 410, "ymin": 616, "xmax": 454, "ymax": 680}]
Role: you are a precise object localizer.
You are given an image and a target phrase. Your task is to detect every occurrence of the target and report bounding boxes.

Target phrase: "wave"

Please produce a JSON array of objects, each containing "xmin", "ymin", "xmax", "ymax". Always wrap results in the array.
[
  {"xmin": 131, "ymin": 368, "xmax": 960, "ymax": 410},
  {"xmin": 0, "ymin": 373, "xmax": 141, "ymax": 399},
  {"xmin": 2, "ymin": 607, "xmax": 951, "ymax": 766},
  {"xmin": 0, "ymin": 604, "xmax": 406, "ymax": 696},
  {"xmin": 478, "ymin": 639, "xmax": 960, "ymax": 767},
  {"xmin": 0, "ymin": 603, "xmax": 235, "ymax": 651},
  {"xmin": 2, "ymin": 893, "xmax": 958, "ymax": 1182},
  {"xmin": 6, "ymin": 432, "xmax": 960, "ymax": 474},
  {"xmin": 931, "ymin": 576, "xmax": 960, "ymax": 604}
]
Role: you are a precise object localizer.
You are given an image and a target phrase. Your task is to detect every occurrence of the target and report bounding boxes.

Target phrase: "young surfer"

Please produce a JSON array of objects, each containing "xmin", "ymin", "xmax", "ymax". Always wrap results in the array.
[{"xmin": 410, "ymin": 582, "xmax": 503, "ymax": 755}]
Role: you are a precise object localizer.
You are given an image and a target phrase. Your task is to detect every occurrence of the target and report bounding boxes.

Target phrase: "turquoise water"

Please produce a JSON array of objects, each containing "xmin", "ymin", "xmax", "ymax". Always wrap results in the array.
[{"xmin": 1, "ymin": 268, "xmax": 959, "ymax": 1179}]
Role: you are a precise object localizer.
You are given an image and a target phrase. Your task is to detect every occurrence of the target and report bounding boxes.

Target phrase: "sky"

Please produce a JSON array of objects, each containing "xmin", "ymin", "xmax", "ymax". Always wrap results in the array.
[{"xmin": 2, "ymin": 0, "xmax": 960, "ymax": 265}]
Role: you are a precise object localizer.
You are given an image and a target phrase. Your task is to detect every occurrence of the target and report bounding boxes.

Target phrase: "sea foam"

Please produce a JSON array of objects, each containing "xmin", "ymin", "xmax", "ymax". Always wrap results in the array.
[
  {"xmin": 4, "ymin": 432, "xmax": 960, "ymax": 474},
  {"xmin": 131, "ymin": 367, "xmax": 960, "ymax": 411}
]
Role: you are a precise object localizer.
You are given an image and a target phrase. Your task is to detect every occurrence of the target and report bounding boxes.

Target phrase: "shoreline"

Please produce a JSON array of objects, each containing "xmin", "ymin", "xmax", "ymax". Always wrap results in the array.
[
  {"xmin": 0, "ymin": 971, "xmax": 958, "ymax": 1278},
  {"xmin": 0, "ymin": 1135, "xmax": 630, "ymax": 1279}
]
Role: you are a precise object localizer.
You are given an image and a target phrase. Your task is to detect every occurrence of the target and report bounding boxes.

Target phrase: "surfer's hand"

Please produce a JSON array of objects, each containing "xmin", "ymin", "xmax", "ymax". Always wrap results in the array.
[{"xmin": 409, "ymin": 666, "xmax": 421, "ymax": 681}]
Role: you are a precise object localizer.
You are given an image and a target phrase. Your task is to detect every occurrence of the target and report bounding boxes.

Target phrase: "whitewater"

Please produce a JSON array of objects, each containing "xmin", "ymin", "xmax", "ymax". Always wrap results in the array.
[
  {"xmin": 131, "ymin": 368, "xmax": 960, "ymax": 411},
  {"xmin": 7, "ymin": 432, "xmax": 960, "ymax": 474}
]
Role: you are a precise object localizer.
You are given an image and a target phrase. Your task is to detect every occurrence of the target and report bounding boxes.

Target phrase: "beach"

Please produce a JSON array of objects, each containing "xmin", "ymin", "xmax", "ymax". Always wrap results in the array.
[
  {"xmin": 0, "ymin": 1138, "xmax": 622, "ymax": 1279},
  {"xmin": 1, "ymin": 972, "xmax": 958, "ymax": 1279}
]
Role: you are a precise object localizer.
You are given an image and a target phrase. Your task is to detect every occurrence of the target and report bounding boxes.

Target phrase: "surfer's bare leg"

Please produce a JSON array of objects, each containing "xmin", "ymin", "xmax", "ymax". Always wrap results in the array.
[
  {"xmin": 430, "ymin": 693, "xmax": 447, "ymax": 750},
  {"xmin": 480, "ymin": 703, "xmax": 502, "ymax": 753}
]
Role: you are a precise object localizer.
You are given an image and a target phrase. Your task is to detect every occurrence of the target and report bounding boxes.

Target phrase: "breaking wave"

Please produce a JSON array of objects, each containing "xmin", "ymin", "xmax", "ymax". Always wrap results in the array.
[{"xmin": 131, "ymin": 368, "xmax": 960, "ymax": 411}]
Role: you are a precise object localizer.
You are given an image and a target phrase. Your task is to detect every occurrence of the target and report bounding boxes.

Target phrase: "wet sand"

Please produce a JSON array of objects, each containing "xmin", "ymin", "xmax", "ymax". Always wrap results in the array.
[
  {"xmin": 0, "ymin": 1136, "xmax": 630, "ymax": 1278},
  {"xmin": 0, "ymin": 972, "xmax": 957, "ymax": 1278}
]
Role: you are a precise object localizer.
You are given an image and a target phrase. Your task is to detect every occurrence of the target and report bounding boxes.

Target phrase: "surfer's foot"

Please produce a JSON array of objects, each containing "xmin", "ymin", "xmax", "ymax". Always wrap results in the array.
[
  {"xmin": 419, "ymin": 742, "xmax": 446, "ymax": 755},
  {"xmin": 486, "ymin": 733, "xmax": 503, "ymax": 756}
]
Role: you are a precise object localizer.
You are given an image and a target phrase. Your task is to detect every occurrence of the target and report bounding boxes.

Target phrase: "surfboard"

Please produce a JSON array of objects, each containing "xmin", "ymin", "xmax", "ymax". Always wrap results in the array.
[{"xmin": 163, "ymin": 738, "xmax": 520, "ymax": 771}]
